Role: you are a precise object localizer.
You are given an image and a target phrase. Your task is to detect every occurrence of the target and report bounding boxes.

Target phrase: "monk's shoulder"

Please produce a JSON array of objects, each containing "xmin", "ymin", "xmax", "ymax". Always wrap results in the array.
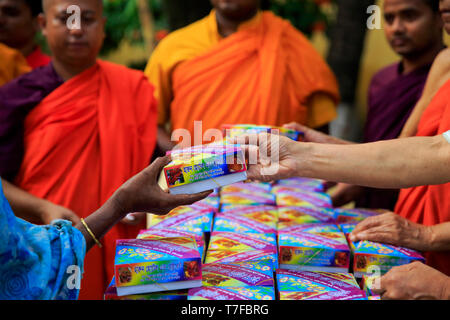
[
  {"xmin": 153, "ymin": 15, "xmax": 211, "ymax": 53},
  {"xmin": 426, "ymin": 48, "xmax": 450, "ymax": 91},
  {"xmin": 97, "ymin": 60, "xmax": 154, "ymax": 91},
  {"xmin": 431, "ymin": 49, "xmax": 450, "ymax": 76}
]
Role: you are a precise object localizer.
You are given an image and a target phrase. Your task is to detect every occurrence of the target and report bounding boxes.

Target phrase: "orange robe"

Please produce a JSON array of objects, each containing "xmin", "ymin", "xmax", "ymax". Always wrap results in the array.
[
  {"xmin": 0, "ymin": 43, "xmax": 31, "ymax": 86},
  {"xmin": 14, "ymin": 60, "xmax": 158, "ymax": 299},
  {"xmin": 146, "ymin": 10, "xmax": 339, "ymax": 142},
  {"xmin": 395, "ymin": 79, "xmax": 450, "ymax": 276}
]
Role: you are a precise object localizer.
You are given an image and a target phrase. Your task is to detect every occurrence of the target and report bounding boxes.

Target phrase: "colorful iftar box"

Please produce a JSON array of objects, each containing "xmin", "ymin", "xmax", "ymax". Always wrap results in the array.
[
  {"xmin": 338, "ymin": 223, "xmax": 358, "ymax": 242},
  {"xmin": 189, "ymin": 196, "xmax": 220, "ymax": 213},
  {"xmin": 220, "ymin": 181, "xmax": 272, "ymax": 195},
  {"xmin": 213, "ymin": 209, "xmax": 278, "ymax": 234},
  {"xmin": 208, "ymin": 231, "xmax": 277, "ymax": 253},
  {"xmin": 205, "ymin": 251, "xmax": 279, "ymax": 270},
  {"xmin": 114, "ymin": 238, "xmax": 202, "ymax": 296},
  {"xmin": 333, "ymin": 208, "xmax": 383, "ymax": 224},
  {"xmin": 137, "ymin": 228, "xmax": 205, "ymax": 260},
  {"xmin": 274, "ymin": 177, "xmax": 326, "ymax": 192},
  {"xmin": 276, "ymin": 269, "xmax": 366, "ymax": 300},
  {"xmin": 352, "ymin": 240, "xmax": 425, "ymax": 278},
  {"xmin": 159, "ymin": 145, "xmax": 247, "ymax": 195},
  {"xmin": 278, "ymin": 223, "xmax": 341, "ymax": 235},
  {"xmin": 220, "ymin": 192, "xmax": 276, "ymax": 208},
  {"xmin": 275, "ymin": 190, "xmax": 333, "ymax": 208},
  {"xmin": 222, "ymin": 123, "xmax": 305, "ymax": 141},
  {"xmin": 278, "ymin": 231, "xmax": 351, "ymax": 273},
  {"xmin": 277, "ymin": 206, "xmax": 335, "ymax": 227},
  {"xmin": 188, "ymin": 286, "xmax": 276, "ymax": 300},
  {"xmin": 361, "ymin": 275, "xmax": 381, "ymax": 299},
  {"xmin": 202, "ymin": 260, "xmax": 274, "ymax": 287},
  {"xmin": 147, "ymin": 206, "xmax": 214, "ymax": 232},
  {"xmin": 104, "ymin": 277, "xmax": 188, "ymax": 300}
]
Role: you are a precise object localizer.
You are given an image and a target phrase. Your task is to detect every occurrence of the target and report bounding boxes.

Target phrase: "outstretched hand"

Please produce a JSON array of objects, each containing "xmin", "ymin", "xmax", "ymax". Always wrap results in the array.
[
  {"xmin": 113, "ymin": 156, "xmax": 213, "ymax": 216},
  {"xmin": 232, "ymin": 133, "xmax": 301, "ymax": 182}
]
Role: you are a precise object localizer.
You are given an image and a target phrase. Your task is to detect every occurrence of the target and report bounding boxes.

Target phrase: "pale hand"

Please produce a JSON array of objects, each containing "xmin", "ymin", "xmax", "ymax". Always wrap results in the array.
[
  {"xmin": 374, "ymin": 261, "xmax": 450, "ymax": 300},
  {"xmin": 349, "ymin": 212, "xmax": 433, "ymax": 252},
  {"xmin": 232, "ymin": 133, "xmax": 301, "ymax": 183}
]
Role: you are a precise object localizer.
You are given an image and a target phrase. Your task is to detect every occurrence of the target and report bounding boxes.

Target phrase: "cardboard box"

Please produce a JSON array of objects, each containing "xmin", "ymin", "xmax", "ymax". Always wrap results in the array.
[
  {"xmin": 278, "ymin": 231, "xmax": 350, "ymax": 273},
  {"xmin": 276, "ymin": 269, "xmax": 366, "ymax": 300},
  {"xmin": 208, "ymin": 231, "xmax": 277, "ymax": 253},
  {"xmin": 202, "ymin": 261, "xmax": 274, "ymax": 287},
  {"xmin": 275, "ymin": 190, "xmax": 332, "ymax": 208},
  {"xmin": 220, "ymin": 182, "xmax": 272, "ymax": 195},
  {"xmin": 114, "ymin": 238, "xmax": 202, "ymax": 296},
  {"xmin": 104, "ymin": 277, "xmax": 188, "ymax": 300},
  {"xmin": 137, "ymin": 228, "xmax": 205, "ymax": 260},
  {"xmin": 352, "ymin": 240, "xmax": 425, "ymax": 278},
  {"xmin": 147, "ymin": 206, "xmax": 214, "ymax": 232},
  {"xmin": 205, "ymin": 250, "xmax": 278, "ymax": 270},
  {"xmin": 277, "ymin": 206, "xmax": 335, "ymax": 226},
  {"xmin": 160, "ymin": 146, "xmax": 247, "ymax": 194},
  {"xmin": 278, "ymin": 223, "xmax": 341, "ymax": 234},
  {"xmin": 220, "ymin": 192, "xmax": 276, "ymax": 207},
  {"xmin": 273, "ymin": 177, "xmax": 326, "ymax": 192},
  {"xmin": 188, "ymin": 286, "xmax": 276, "ymax": 300},
  {"xmin": 333, "ymin": 208, "xmax": 382, "ymax": 224},
  {"xmin": 213, "ymin": 211, "xmax": 277, "ymax": 234},
  {"xmin": 222, "ymin": 124, "xmax": 304, "ymax": 141}
]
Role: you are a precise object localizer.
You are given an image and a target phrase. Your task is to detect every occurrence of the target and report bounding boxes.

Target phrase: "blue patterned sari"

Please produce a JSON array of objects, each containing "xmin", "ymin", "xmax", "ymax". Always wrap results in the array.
[{"xmin": 0, "ymin": 179, "xmax": 86, "ymax": 300}]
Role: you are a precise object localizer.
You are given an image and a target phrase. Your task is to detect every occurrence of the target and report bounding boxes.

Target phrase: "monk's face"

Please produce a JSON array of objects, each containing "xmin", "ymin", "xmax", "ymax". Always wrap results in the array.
[
  {"xmin": 384, "ymin": 0, "xmax": 443, "ymax": 58},
  {"xmin": 211, "ymin": 0, "xmax": 260, "ymax": 21},
  {"xmin": 440, "ymin": 0, "xmax": 450, "ymax": 33},
  {"xmin": 39, "ymin": 0, "xmax": 105, "ymax": 67},
  {"xmin": 0, "ymin": 0, "xmax": 39, "ymax": 50}
]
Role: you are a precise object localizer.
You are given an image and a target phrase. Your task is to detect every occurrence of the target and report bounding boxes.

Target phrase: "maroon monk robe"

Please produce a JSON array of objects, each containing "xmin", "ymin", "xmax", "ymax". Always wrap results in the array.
[
  {"xmin": 356, "ymin": 62, "xmax": 432, "ymax": 210},
  {"xmin": 0, "ymin": 64, "xmax": 63, "ymax": 180}
]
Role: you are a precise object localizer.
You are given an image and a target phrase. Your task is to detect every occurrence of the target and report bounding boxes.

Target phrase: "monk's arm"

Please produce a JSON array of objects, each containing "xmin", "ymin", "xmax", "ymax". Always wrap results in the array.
[
  {"xmin": 2, "ymin": 180, "xmax": 80, "ymax": 225},
  {"xmin": 75, "ymin": 156, "xmax": 211, "ymax": 251},
  {"xmin": 294, "ymin": 134, "xmax": 450, "ymax": 189},
  {"xmin": 400, "ymin": 49, "xmax": 450, "ymax": 138}
]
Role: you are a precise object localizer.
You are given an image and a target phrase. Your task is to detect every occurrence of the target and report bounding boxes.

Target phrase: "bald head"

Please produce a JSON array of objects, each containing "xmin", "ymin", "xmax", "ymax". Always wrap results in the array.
[
  {"xmin": 42, "ymin": 0, "xmax": 103, "ymax": 14},
  {"xmin": 38, "ymin": 0, "xmax": 106, "ymax": 73}
]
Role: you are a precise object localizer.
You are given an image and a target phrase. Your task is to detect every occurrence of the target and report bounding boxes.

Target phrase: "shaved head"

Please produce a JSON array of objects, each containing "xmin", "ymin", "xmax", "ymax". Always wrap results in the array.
[
  {"xmin": 38, "ymin": 0, "xmax": 106, "ymax": 75},
  {"xmin": 42, "ymin": 0, "xmax": 103, "ymax": 14}
]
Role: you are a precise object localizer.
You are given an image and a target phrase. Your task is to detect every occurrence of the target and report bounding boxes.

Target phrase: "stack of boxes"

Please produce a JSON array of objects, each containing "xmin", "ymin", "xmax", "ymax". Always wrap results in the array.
[{"xmin": 106, "ymin": 145, "xmax": 425, "ymax": 300}]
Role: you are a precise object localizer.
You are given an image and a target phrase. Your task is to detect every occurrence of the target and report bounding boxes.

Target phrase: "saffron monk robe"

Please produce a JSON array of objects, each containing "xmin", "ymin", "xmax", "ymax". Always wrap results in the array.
[
  {"xmin": 0, "ymin": 0, "xmax": 158, "ymax": 300},
  {"xmin": 145, "ymin": 0, "xmax": 340, "ymax": 151},
  {"xmin": 0, "ymin": 0, "xmax": 51, "ymax": 69},
  {"xmin": 0, "ymin": 43, "xmax": 31, "ymax": 86}
]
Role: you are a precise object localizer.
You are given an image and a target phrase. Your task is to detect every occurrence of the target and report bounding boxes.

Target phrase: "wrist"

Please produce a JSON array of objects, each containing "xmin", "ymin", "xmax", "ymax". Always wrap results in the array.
[
  {"xmin": 423, "ymin": 225, "xmax": 438, "ymax": 251},
  {"xmin": 109, "ymin": 188, "xmax": 131, "ymax": 219},
  {"xmin": 293, "ymin": 142, "xmax": 320, "ymax": 179},
  {"xmin": 443, "ymin": 278, "xmax": 450, "ymax": 300}
]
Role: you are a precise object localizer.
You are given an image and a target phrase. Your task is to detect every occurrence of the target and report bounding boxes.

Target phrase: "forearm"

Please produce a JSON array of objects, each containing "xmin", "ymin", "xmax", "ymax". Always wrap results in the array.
[
  {"xmin": 428, "ymin": 222, "xmax": 450, "ymax": 251},
  {"xmin": 75, "ymin": 191, "xmax": 126, "ymax": 251},
  {"xmin": 296, "ymin": 135, "xmax": 450, "ymax": 189},
  {"xmin": 2, "ymin": 180, "xmax": 47, "ymax": 224}
]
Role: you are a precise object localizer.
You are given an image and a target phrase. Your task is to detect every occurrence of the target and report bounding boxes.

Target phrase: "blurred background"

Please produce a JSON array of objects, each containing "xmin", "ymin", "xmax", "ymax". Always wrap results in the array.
[{"xmin": 37, "ymin": 0, "xmax": 449, "ymax": 141}]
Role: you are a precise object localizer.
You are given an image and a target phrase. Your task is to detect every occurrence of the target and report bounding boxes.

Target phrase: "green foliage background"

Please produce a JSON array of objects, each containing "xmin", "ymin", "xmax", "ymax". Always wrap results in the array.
[{"xmin": 102, "ymin": 0, "xmax": 335, "ymax": 55}]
